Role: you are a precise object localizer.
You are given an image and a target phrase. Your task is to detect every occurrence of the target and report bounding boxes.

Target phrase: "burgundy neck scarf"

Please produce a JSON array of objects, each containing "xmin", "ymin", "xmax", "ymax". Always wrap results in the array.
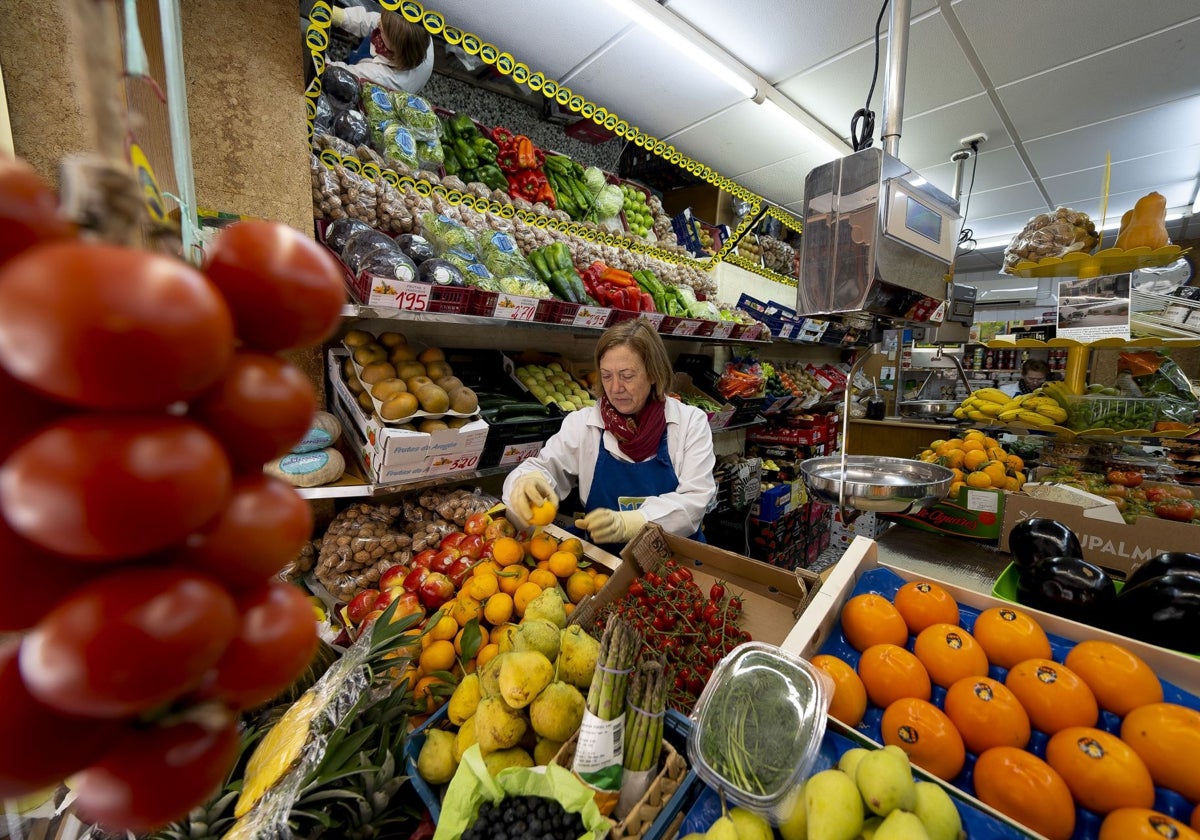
[
  {"xmin": 370, "ymin": 27, "xmax": 394, "ymax": 60},
  {"xmin": 600, "ymin": 396, "xmax": 666, "ymax": 462}
]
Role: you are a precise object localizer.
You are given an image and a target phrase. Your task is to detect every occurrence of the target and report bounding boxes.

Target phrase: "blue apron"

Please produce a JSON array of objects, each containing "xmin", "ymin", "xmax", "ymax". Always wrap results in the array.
[{"xmin": 583, "ymin": 429, "xmax": 705, "ymax": 552}]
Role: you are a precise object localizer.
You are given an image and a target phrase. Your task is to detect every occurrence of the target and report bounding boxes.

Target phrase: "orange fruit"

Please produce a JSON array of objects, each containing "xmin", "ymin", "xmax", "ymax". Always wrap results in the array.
[
  {"xmin": 529, "ymin": 499, "xmax": 557, "ymax": 527},
  {"xmin": 1099, "ymin": 808, "xmax": 1200, "ymax": 840},
  {"xmin": 1064, "ymin": 640, "xmax": 1163, "ymax": 716},
  {"xmin": 419, "ymin": 639, "xmax": 456, "ymax": 673},
  {"xmin": 565, "ymin": 570, "xmax": 595, "ymax": 604},
  {"xmin": 962, "ymin": 449, "xmax": 988, "ymax": 471},
  {"xmin": 412, "ymin": 674, "xmax": 451, "ymax": 713},
  {"xmin": 475, "ymin": 642, "xmax": 499, "ymax": 670},
  {"xmin": 491, "ymin": 536, "xmax": 525, "ymax": 567},
  {"xmin": 943, "ymin": 675, "xmax": 1031, "ymax": 754},
  {"xmin": 972, "ymin": 747, "xmax": 1076, "ymax": 840},
  {"xmin": 467, "ymin": 572, "xmax": 499, "ymax": 600},
  {"xmin": 1120, "ymin": 702, "xmax": 1200, "ymax": 802},
  {"xmin": 857, "ymin": 643, "xmax": 932, "ymax": 708},
  {"xmin": 513, "ymin": 581, "xmax": 543, "ymax": 617},
  {"xmin": 810, "ymin": 654, "xmax": 868, "ymax": 727},
  {"xmin": 558, "ymin": 537, "xmax": 584, "ymax": 558},
  {"xmin": 961, "ymin": 439, "xmax": 984, "ymax": 453},
  {"xmin": 880, "ymin": 697, "xmax": 965, "ymax": 780},
  {"xmin": 1047, "ymin": 726, "xmax": 1155, "ymax": 814},
  {"xmin": 913, "ymin": 623, "xmax": 989, "ymax": 688},
  {"xmin": 965, "ymin": 471, "xmax": 992, "ymax": 489},
  {"xmin": 593, "ymin": 572, "xmax": 609, "ymax": 590},
  {"xmin": 547, "ymin": 550, "xmax": 579, "ymax": 578},
  {"xmin": 473, "ymin": 561, "xmax": 500, "ymax": 578},
  {"xmin": 483, "ymin": 592, "xmax": 514, "ymax": 626},
  {"xmin": 496, "ymin": 564, "xmax": 530, "ymax": 595},
  {"xmin": 449, "ymin": 596, "xmax": 483, "ymax": 627},
  {"xmin": 893, "ymin": 580, "xmax": 960, "ymax": 634},
  {"xmin": 528, "ymin": 533, "xmax": 559, "ymax": 562},
  {"xmin": 426, "ymin": 613, "xmax": 459, "ymax": 642},
  {"xmin": 1005, "ymin": 658, "xmax": 1098, "ymax": 734},
  {"xmin": 528, "ymin": 568, "xmax": 558, "ymax": 590},
  {"xmin": 971, "ymin": 607, "xmax": 1052, "ymax": 669},
  {"xmin": 839, "ymin": 594, "xmax": 909, "ymax": 651}
]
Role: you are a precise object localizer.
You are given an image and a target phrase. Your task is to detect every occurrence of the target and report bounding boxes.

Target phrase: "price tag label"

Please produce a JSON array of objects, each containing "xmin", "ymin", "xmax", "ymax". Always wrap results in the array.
[
  {"xmin": 673, "ymin": 319, "xmax": 702, "ymax": 336},
  {"xmin": 572, "ymin": 306, "xmax": 611, "ymax": 329},
  {"xmin": 499, "ymin": 440, "xmax": 543, "ymax": 466},
  {"xmin": 640, "ymin": 312, "xmax": 665, "ymax": 329},
  {"xmin": 430, "ymin": 452, "xmax": 482, "ymax": 474},
  {"xmin": 709, "ymin": 322, "xmax": 734, "ymax": 338},
  {"xmin": 778, "ymin": 322, "xmax": 796, "ymax": 339},
  {"xmin": 496, "ymin": 293, "xmax": 538, "ymax": 321},
  {"xmin": 392, "ymin": 281, "xmax": 431, "ymax": 312}
]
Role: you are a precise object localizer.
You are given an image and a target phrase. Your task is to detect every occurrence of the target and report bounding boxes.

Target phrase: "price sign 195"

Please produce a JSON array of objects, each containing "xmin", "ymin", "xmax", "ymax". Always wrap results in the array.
[
  {"xmin": 393, "ymin": 281, "xmax": 431, "ymax": 312},
  {"xmin": 573, "ymin": 307, "xmax": 611, "ymax": 329}
]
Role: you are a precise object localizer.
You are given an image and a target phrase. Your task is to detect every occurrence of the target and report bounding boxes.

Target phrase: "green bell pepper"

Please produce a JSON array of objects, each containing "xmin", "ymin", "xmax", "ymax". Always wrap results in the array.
[
  {"xmin": 453, "ymin": 139, "xmax": 478, "ymax": 170},
  {"xmin": 473, "ymin": 164, "xmax": 509, "ymax": 192},
  {"xmin": 442, "ymin": 146, "xmax": 461, "ymax": 176},
  {"xmin": 450, "ymin": 114, "xmax": 478, "ymax": 139},
  {"xmin": 471, "ymin": 136, "xmax": 499, "ymax": 163}
]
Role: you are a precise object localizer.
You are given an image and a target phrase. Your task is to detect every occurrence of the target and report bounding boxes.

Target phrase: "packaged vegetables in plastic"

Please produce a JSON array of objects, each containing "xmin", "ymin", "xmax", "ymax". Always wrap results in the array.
[
  {"xmin": 1119, "ymin": 350, "xmax": 1200, "ymax": 426},
  {"xmin": 340, "ymin": 229, "xmax": 398, "ymax": 275},
  {"xmin": 394, "ymin": 92, "xmax": 439, "ymax": 132},
  {"xmin": 360, "ymin": 82, "xmax": 399, "ymax": 123},
  {"xmin": 1004, "ymin": 206, "xmax": 1099, "ymax": 269},
  {"xmin": 332, "ymin": 109, "xmax": 370, "ymax": 148},
  {"xmin": 477, "ymin": 231, "xmax": 537, "ymax": 280},
  {"xmin": 373, "ymin": 121, "xmax": 419, "ymax": 171},
  {"xmin": 321, "ymin": 64, "xmax": 362, "ymax": 109},
  {"xmin": 420, "ymin": 212, "xmax": 479, "ymax": 257}
]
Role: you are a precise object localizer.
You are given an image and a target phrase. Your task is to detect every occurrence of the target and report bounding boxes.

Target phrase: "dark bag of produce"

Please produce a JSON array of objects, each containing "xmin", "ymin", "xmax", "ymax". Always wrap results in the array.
[
  {"xmin": 332, "ymin": 109, "xmax": 370, "ymax": 148},
  {"xmin": 341, "ymin": 229, "xmax": 399, "ymax": 275},
  {"xmin": 322, "ymin": 65, "xmax": 361, "ymax": 109},
  {"xmin": 416, "ymin": 258, "xmax": 465, "ymax": 287},
  {"xmin": 1016, "ymin": 555, "xmax": 1116, "ymax": 626},
  {"xmin": 359, "ymin": 250, "xmax": 418, "ymax": 284},
  {"xmin": 314, "ymin": 93, "xmax": 336, "ymax": 132},
  {"xmin": 323, "ymin": 218, "xmax": 373, "ymax": 255},
  {"xmin": 394, "ymin": 233, "xmax": 435, "ymax": 264}
]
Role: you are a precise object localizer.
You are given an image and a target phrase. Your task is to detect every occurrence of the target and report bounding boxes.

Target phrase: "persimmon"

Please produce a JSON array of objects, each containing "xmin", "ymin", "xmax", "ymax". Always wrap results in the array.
[
  {"xmin": 880, "ymin": 697, "xmax": 966, "ymax": 780},
  {"xmin": 943, "ymin": 675, "xmax": 1031, "ymax": 754},
  {"xmin": 893, "ymin": 580, "xmax": 960, "ymax": 634},
  {"xmin": 1120, "ymin": 702, "xmax": 1200, "ymax": 802},
  {"xmin": 839, "ymin": 594, "xmax": 909, "ymax": 651},
  {"xmin": 1099, "ymin": 808, "xmax": 1200, "ymax": 840},
  {"xmin": 1005, "ymin": 658, "xmax": 1098, "ymax": 734},
  {"xmin": 857, "ymin": 643, "xmax": 932, "ymax": 708},
  {"xmin": 913, "ymin": 623, "xmax": 989, "ymax": 688},
  {"xmin": 971, "ymin": 607, "xmax": 1051, "ymax": 669},
  {"xmin": 810, "ymin": 654, "xmax": 868, "ymax": 727},
  {"xmin": 1046, "ymin": 726, "xmax": 1155, "ymax": 814},
  {"xmin": 972, "ymin": 747, "xmax": 1076, "ymax": 840},
  {"xmin": 1064, "ymin": 640, "xmax": 1162, "ymax": 716}
]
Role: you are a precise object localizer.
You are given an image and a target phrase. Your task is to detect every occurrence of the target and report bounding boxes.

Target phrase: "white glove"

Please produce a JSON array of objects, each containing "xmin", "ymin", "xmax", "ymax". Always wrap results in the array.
[
  {"xmin": 575, "ymin": 509, "xmax": 646, "ymax": 545},
  {"xmin": 506, "ymin": 472, "xmax": 557, "ymax": 529},
  {"xmin": 330, "ymin": 6, "xmax": 346, "ymax": 26}
]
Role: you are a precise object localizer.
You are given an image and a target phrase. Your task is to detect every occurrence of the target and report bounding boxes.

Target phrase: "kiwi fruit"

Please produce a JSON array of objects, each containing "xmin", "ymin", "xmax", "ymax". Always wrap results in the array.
[
  {"xmin": 418, "ymin": 418, "xmax": 449, "ymax": 433},
  {"xmin": 344, "ymin": 373, "xmax": 365, "ymax": 394},
  {"xmin": 417, "ymin": 347, "xmax": 445, "ymax": 364},
  {"xmin": 359, "ymin": 361, "xmax": 397, "ymax": 385},
  {"xmin": 342, "ymin": 329, "xmax": 374, "ymax": 348},
  {"xmin": 395, "ymin": 361, "xmax": 427, "ymax": 380},
  {"xmin": 389, "ymin": 345, "xmax": 419, "ymax": 364},
  {"xmin": 435, "ymin": 375, "xmax": 464, "ymax": 393},
  {"xmin": 353, "ymin": 344, "xmax": 387, "ymax": 366},
  {"xmin": 448, "ymin": 386, "xmax": 478, "ymax": 414},
  {"xmin": 405, "ymin": 375, "xmax": 433, "ymax": 392},
  {"xmin": 356, "ymin": 390, "xmax": 375, "ymax": 413},
  {"xmin": 380, "ymin": 391, "xmax": 419, "ymax": 421},
  {"xmin": 377, "ymin": 331, "xmax": 407, "ymax": 348},
  {"xmin": 446, "ymin": 416, "xmax": 471, "ymax": 429},
  {"xmin": 415, "ymin": 383, "xmax": 450, "ymax": 414},
  {"xmin": 424, "ymin": 360, "xmax": 453, "ymax": 381},
  {"xmin": 370, "ymin": 378, "xmax": 407, "ymax": 401}
]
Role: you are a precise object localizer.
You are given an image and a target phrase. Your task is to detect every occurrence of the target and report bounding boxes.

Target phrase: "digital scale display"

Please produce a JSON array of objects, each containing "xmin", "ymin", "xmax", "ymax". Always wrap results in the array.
[{"xmin": 904, "ymin": 195, "xmax": 942, "ymax": 244}]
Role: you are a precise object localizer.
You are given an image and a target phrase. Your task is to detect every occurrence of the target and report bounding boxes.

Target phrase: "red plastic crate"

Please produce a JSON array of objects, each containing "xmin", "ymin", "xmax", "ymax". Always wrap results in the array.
[
  {"xmin": 469, "ymin": 289, "xmax": 499, "ymax": 317},
  {"xmin": 608, "ymin": 308, "xmax": 640, "ymax": 326},
  {"xmin": 427, "ymin": 286, "xmax": 473, "ymax": 314},
  {"xmin": 658, "ymin": 315, "xmax": 684, "ymax": 334},
  {"xmin": 534, "ymin": 298, "xmax": 581, "ymax": 325}
]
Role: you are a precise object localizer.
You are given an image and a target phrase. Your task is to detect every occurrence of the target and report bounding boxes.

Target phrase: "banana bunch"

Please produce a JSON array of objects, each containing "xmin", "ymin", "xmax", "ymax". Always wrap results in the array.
[{"xmin": 953, "ymin": 386, "xmax": 1068, "ymax": 427}]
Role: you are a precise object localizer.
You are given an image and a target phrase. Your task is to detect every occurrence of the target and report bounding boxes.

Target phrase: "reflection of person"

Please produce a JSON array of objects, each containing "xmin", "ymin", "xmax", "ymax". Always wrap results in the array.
[
  {"xmin": 999, "ymin": 359, "xmax": 1051, "ymax": 397},
  {"xmin": 502, "ymin": 319, "xmax": 716, "ymax": 550},
  {"xmin": 329, "ymin": 6, "xmax": 434, "ymax": 93}
]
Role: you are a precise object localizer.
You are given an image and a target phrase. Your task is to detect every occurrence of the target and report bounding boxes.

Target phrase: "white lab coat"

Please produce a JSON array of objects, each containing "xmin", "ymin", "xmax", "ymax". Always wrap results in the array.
[
  {"xmin": 502, "ymin": 398, "xmax": 716, "ymax": 538},
  {"xmin": 329, "ymin": 7, "xmax": 435, "ymax": 94},
  {"xmin": 999, "ymin": 382, "xmax": 1022, "ymax": 397}
]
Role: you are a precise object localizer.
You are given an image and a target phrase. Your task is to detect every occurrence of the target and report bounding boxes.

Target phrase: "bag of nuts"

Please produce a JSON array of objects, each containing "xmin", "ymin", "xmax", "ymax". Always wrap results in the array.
[{"xmin": 316, "ymin": 502, "xmax": 413, "ymax": 602}]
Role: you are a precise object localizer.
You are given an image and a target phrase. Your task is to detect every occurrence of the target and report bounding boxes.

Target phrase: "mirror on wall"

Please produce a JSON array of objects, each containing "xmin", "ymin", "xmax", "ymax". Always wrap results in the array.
[{"xmin": 725, "ymin": 204, "xmax": 803, "ymax": 284}]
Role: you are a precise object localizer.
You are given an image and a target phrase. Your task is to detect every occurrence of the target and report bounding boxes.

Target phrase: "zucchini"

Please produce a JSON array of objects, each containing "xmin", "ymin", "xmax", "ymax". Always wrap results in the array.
[{"xmin": 494, "ymin": 402, "xmax": 554, "ymax": 418}]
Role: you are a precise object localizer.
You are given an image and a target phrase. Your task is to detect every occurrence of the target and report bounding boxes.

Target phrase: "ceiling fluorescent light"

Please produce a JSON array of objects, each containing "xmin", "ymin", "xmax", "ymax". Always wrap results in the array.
[
  {"xmin": 758, "ymin": 97, "xmax": 845, "ymax": 162},
  {"xmin": 603, "ymin": 0, "xmax": 757, "ymax": 98}
]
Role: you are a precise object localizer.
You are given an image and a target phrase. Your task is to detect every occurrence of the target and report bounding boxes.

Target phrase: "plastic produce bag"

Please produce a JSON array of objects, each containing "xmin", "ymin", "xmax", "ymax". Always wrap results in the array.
[
  {"xmin": 421, "ymin": 211, "xmax": 480, "ymax": 256},
  {"xmin": 314, "ymin": 93, "xmax": 336, "ymax": 132},
  {"xmin": 332, "ymin": 109, "xmax": 370, "ymax": 148},
  {"xmin": 315, "ymin": 502, "xmax": 414, "ymax": 603},
  {"xmin": 341, "ymin": 228, "xmax": 399, "ymax": 275},
  {"xmin": 323, "ymin": 218, "xmax": 372, "ymax": 254},
  {"xmin": 432, "ymin": 745, "xmax": 610, "ymax": 840},
  {"xmin": 374, "ymin": 121, "xmax": 419, "ymax": 171},
  {"xmin": 395, "ymin": 91, "xmax": 440, "ymax": 133},
  {"xmin": 310, "ymin": 155, "xmax": 345, "ymax": 220},
  {"xmin": 478, "ymin": 231, "xmax": 536, "ymax": 280},
  {"xmin": 360, "ymin": 82, "xmax": 398, "ymax": 123},
  {"xmin": 1003, "ymin": 206, "xmax": 1099, "ymax": 270},
  {"xmin": 359, "ymin": 249, "xmax": 418, "ymax": 283},
  {"xmin": 1119, "ymin": 350, "xmax": 1200, "ymax": 424},
  {"xmin": 322, "ymin": 64, "xmax": 362, "ymax": 109}
]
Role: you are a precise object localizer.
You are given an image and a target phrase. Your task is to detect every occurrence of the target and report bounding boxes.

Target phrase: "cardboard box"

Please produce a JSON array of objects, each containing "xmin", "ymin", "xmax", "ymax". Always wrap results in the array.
[
  {"xmin": 570, "ymin": 523, "xmax": 822, "ymax": 648},
  {"xmin": 882, "ymin": 486, "xmax": 1006, "ymax": 541},
  {"xmin": 751, "ymin": 483, "xmax": 792, "ymax": 521},
  {"xmin": 999, "ymin": 490, "xmax": 1200, "ymax": 578},
  {"xmin": 672, "ymin": 373, "xmax": 734, "ymax": 430}
]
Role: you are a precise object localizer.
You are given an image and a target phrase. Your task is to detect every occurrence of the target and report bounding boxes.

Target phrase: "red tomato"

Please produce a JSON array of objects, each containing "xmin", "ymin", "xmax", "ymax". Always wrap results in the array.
[
  {"xmin": 0, "ymin": 516, "xmax": 105, "ymax": 631},
  {"xmin": 1154, "ymin": 500, "xmax": 1195, "ymax": 522},
  {"xmin": 19, "ymin": 567, "xmax": 238, "ymax": 717},
  {"xmin": 0, "ymin": 368, "xmax": 65, "ymax": 463},
  {"xmin": 189, "ymin": 351, "xmax": 316, "ymax": 469},
  {"xmin": 1107, "ymin": 470, "xmax": 1144, "ymax": 487},
  {"xmin": 0, "ymin": 415, "xmax": 232, "ymax": 560},
  {"xmin": 0, "ymin": 242, "xmax": 234, "ymax": 410},
  {"xmin": 0, "ymin": 157, "xmax": 75, "ymax": 265},
  {"xmin": 72, "ymin": 708, "xmax": 240, "ymax": 832},
  {"xmin": 0, "ymin": 639, "xmax": 124, "ymax": 799},
  {"xmin": 173, "ymin": 474, "xmax": 313, "ymax": 589},
  {"xmin": 202, "ymin": 220, "xmax": 345, "ymax": 351},
  {"xmin": 199, "ymin": 581, "xmax": 318, "ymax": 710}
]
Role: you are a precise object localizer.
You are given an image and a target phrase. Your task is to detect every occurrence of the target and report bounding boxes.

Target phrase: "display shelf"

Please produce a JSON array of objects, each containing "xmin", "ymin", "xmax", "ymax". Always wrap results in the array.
[
  {"xmin": 298, "ymin": 463, "xmax": 516, "ymax": 500},
  {"xmin": 986, "ymin": 335, "xmax": 1200, "ymax": 349},
  {"xmin": 1004, "ymin": 244, "xmax": 1188, "ymax": 278}
]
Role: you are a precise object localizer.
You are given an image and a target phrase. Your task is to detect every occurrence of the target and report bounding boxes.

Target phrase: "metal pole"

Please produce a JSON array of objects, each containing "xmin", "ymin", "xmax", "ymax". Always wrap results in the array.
[
  {"xmin": 880, "ymin": 0, "xmax": 911, "ymax": 158},
  {"xmin": 950, "ymin": 149, "xmax": 970, "ymax": 202}
]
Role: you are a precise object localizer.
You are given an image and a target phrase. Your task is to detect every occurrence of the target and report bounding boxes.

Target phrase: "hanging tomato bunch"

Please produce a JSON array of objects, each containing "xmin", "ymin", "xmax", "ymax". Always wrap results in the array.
[{"xmin": 0, "ymin": 157, "xmax": 345, "ymax": 832}]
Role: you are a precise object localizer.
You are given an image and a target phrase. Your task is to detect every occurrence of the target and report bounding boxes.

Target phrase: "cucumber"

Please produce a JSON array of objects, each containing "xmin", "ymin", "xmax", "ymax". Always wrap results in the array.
[{"xmin": 493, "ymin": 402, "xmax": 554, "ymax": 418}]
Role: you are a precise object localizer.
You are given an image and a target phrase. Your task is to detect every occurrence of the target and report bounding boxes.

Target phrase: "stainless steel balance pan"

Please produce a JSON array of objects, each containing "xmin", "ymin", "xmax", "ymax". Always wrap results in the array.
[
  {"xmin": 801, "ymin": 456, "xmax": 953, "ymax": 514},
  {"xmin": 897, "ymin": 399, "xmax": 961, "ymax": 420}
]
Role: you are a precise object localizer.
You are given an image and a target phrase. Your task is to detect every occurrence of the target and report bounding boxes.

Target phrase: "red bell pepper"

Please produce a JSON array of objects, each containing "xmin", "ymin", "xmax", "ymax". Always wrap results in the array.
[
  {"xmin": 641, "ymin": 292, "xmax": 655, "ymax": 312},
  {"xmin": 600, "ymin": 267, "xmax": 636, "ymax": 287},
  {"xmin": 492, "ymin": 126, "xmax": 515, "ymax": 146}
]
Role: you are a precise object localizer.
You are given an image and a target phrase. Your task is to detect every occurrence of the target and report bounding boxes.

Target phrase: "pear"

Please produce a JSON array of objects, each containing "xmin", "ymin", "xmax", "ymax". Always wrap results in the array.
[
  {"xmin": 729, "ymin": 807, "xmax": 773, "ymax": 840},
  {"xmin": 494, "ymin": 623, "xmax": 520, "ymax": 654},
  {"xmin": 805, "ymin": 768, "xmax": 863, "ymax": 840},
  {"xmin": 499, "ymin": 650, "xmax": 553, "ymax": 709},
  {"xmin": 558, "ymin": 626, "xmax": 600, "ymax": 689},
  {"xmin": 861, "ymin": 816, "xmax": 883, "ymax": 839},
  {"xmin": 447, "ymin": 673, "xmax": 481, "ymax": 725},
  {"xmin": 777, "ymin": 781, "xmax": 807, "ymax": 840},
  {"xmin": 873, "ymin": 810, "xmax": 931, "ymax": 840},
  {"xmin": 855, "ymin": 749, "xmax": 916, "ymax": 817},
  {"xmin": 513, "ymin": 619, "xmax": 561, "ymax": 662},
  {"xmin": 704, "ymin": 814, "xmax": 738, "ymax": 840},
  {"xmin": 454, "ymin": 714, "xmax": 477, "ymax": 762},
  {"xmin": 479, "ymin": 653, "xmax": 505, "ymax": 698},
  {"xmin": 912, "ymin": 781, "xmax": 964, "ymax": 840},
  {"xmin": 837, "ymin": 747, "xmax": 871, "ymax": 779},
  {"xmin": 482, "ymin": 746, "xmax": 534, "ymax": 776},
  {"xmin": 474, "ymin": 696, "xmax": 527, "ymax": 753},
  {"xmin": 523, "ymin": 587, "xmax": 567, "ymax": 628},
  {"xmin": 529, "ymin": 681, "xmax": 585, "ymax": 742},
  {"xmin": 415, "ymin": 729, "xmax": 457, "ymax": 785},
  {"xmin": 534, "ymin": 736, "xmax": 564, "ymax": 766}
]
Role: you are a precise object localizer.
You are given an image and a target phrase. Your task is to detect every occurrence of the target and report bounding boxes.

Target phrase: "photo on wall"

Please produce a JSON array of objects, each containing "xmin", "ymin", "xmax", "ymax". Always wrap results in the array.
[{"xmin": 1056, "ymin": 272, "xmax": 1132, "ymax": 342}]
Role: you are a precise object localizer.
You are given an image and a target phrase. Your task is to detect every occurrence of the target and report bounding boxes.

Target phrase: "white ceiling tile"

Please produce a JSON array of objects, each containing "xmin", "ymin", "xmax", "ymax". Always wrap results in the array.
[
  {"xmin": 997, "ymin": 19, "xmax": 1200, "ymax": 141},
  {"xmin": 889, "ymin": 95, "xmax": 1012, "ymax": 171},
  {"xmin": 1051, "ymin": 183, "xmax": 1199, "ymax": 226},
  {"xmin": 959, "ymin": 182, "xmax": 1047, "ymax": 221},
  {"xmin": 1042, "ymin": 145, "xmax": 1200, "ymax": 207},
  {"xmin": 663, "ymin": 0, "xmax": 938, "ymax": 84},
  {"xmin": 779, "ymin": 11, "xmax": 983, "ymax": 142},
  {"xmin": 919, "ymin": 146, "xmax": 1033, "ymax": 198},
  {"xmin": 731, "ymin": 150, "xmax": 834, "ymax": 205},
  {"xmin": 954, "ymin": 0, "xmax": 1200, "ymax": 87}
]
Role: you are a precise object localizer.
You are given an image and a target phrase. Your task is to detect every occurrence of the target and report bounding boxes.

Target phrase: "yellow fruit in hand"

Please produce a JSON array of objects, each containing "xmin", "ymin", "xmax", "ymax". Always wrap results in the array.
[{"xmin": 529, "ymin": 499, "xmax": 557, "ymax": 527}]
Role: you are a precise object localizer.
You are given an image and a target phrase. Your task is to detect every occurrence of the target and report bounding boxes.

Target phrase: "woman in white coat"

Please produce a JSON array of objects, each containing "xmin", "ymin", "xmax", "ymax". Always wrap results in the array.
[{"xmin": 329, "ymin": 6, "xmax": 435, "ymax": 93}]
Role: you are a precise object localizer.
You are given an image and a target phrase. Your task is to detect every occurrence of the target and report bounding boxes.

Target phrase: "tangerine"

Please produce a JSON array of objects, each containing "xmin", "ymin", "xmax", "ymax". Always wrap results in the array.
[
  {"xmin": 857, "ymin": 643, "xmax": 932, "ymax": 708},
  {"xmin": 893, "ymin": 580, "xmax": 960, "ymax": 634},
  {"xmin": 880, "ymin": 697, "xmax": 966, "ymax": 780},
  {"xmin": 971, "ymin": 607, "xmax": 1051, "ymax": 669},
  {"xmin": 426, "ymin": 613, "xmax": 459, "ymax": 642},
  {"xmin": 412, "ymin": 674, "xmax": 450, "ymax": 713},
  {"xmin": 467, "ymin": 572, "xmax": 499, "ymax": 600},
  {"xmin": 913, "ymin": 623, "xmax": 989, "ymax": 688},
  {"xmin": 1120, "ymin": 702, "xmax": 1200, "ymax": 802},
  {"xmin": 528, "ymin": 568, "xmax": 558, "ymax": 590},
  {"xmin": 943, "ymin": 675, "xmax": 1031, "ymax": 754},
  {"xmin": 565, "ymin": 571, "xmax": 595, "ymax": 604},
  {"xmin": 454, "ymin": 623, "xmax": 488, "ymax": 657},
  {"xmin": 1099, "ymin": 808, "xmax": 1200, "ymax": 840},
  {"xmin": 512, "ymin": 581, "xmax": 543, "ymax": 617},
  {"xmin": 839, "ymin": 593, "xmax": 909, "ymax": 651},
  {"xmin": 810, "ymin": 654, "xmax": 868, "ymax": 727},
  {"xmin": 1064, "ymin": 640, "xmax": 1163, "ymax": 716},
  {"xmin": 418, "ymin": 639, "xmax": 456, "ymax": 674},
  {"xmin": 482, "ymin": 593, "xmax": 514, "ymax": 626},
  {"xmin": 449, "ymin": 596, "xmax": 483, "ymax": 627},
  {"xmin": 529, "ymin": 499, "xmax": 557, "ymax": 527},
  {"xmin": 1046, "ymin": 726, "xmax": 1155, "ymax": 813},
  {"xmin": 1005, "ymin": 658, "xmax": 1098, "ymax": 734},
  {"xmin": 972, "ymin": 747, "xmax": 1076, "ymax": 840},
  {"xmin": 475, "ymin": 642, "xmax": 499, "ymax": 670},
  {"xmin": 527, "ymin": 533, "xmax": 559, "ymax": 562},
  {"xmin": 496, "ymin": 564, "xmax": 530, "ymax": 595},
  {"xmin": 491, "ymin": 537, "xmax": 525, "ymax": 567},
  {"xmin": 547, "ymin": 550, "xmax": 579, "ymax": 578}
]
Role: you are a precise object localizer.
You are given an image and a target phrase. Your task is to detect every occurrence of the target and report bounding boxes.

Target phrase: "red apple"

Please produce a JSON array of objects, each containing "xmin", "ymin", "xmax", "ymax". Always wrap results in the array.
[
  {"xmin": 448, "ymin": 556, "xmax": 475, "ymax": 587},
  {"xmin": 372, "ymin": 589, "xmax": 394, "ymax": 612},
  {"xmin": 378, "ymin": 564, "xmax": 410, "ymax": 592},
  {"xmin": 411, "ymin": 549, "xmax": 437, "ymax": 569},
  {"xmin": 459, "ymin": 534, "xmax": 485, "ymax": 561},
  {"xmin": 484, "ymin": 519, "xmax": 516, "ymax": 541},
  {"xmin": 418, "ymin": 572, "xmax": 455, "ymax": 610},
  {"xmin": 345, "ymin": 589, "xmax": 380, "ymax": 625},
  {"xmin": 430, "ymin": 548, "xmax": 459, "ymax": 575},
  {"xmin": 403, "ymin": 566, "xmax": 430, "ymax": 593},
  {"xmin": 464, "ymin": 512, "xmax": 491, "ymax": 536},
  {"xmin": 439, "ymin": 532, "xmax": 467, "ymax": 551},
  {"xmin": 392, "ymin": 591, "xmax": 423, "ymax": 621}
]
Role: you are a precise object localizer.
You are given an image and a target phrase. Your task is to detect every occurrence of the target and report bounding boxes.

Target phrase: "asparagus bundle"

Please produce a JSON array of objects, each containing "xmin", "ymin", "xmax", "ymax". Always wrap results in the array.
[
  {"xmin": 585, "ymin": 614, "xmax": 641, "ymax": 719},
  {"xmin": 623, "ymin": 654, "xmax": 671, "ymax": 773}
]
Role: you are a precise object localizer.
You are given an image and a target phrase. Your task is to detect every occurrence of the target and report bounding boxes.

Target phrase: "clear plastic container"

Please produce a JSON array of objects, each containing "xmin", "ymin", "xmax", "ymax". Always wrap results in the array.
[
  {"xmin": 1064, "ymin": 394, "xmax": 1162, "ymax": 432},
  {"xmin": 686, "ymin": 642, "xmax": 831, "ymax": 823}
]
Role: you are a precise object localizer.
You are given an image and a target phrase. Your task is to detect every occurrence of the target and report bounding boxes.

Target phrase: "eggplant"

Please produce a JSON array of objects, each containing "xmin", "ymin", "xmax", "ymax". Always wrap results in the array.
[
  {"xmin": 1008, "ymin": 518, "xmax": 1084, "ymax": 572},
  {"xmin": 1125, "ymin": 552, "xmax": 1200, "ymax": 591},
  {"xmin": 1110, "ymin": 571, "xmax": 1200, "ymax": 654},
  {"xmin": 1016, "ymin": 555, "xmax": 1117, "ymax": 626}
]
